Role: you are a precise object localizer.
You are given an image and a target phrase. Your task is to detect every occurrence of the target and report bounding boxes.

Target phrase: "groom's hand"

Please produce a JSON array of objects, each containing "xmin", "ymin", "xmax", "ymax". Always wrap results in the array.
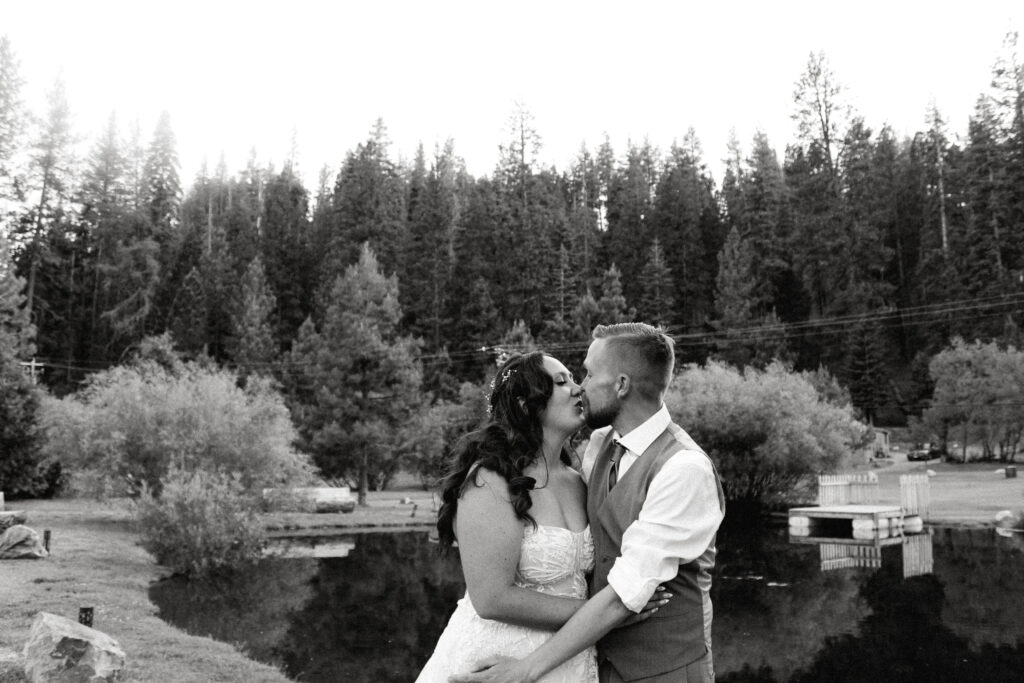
[
  {"xmin": 448, "ymin": 655, "xmax": 535, "ymax": 683},
  {"xmin": 617, "ymin": 585, "xmax": 672, "ymax": 628}
]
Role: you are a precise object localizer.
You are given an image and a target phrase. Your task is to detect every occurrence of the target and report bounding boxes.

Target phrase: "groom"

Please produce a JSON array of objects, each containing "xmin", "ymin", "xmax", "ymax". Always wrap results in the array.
[{"xmin": 455, "ymin": 323, "xmax": 726, "ymax": 682}]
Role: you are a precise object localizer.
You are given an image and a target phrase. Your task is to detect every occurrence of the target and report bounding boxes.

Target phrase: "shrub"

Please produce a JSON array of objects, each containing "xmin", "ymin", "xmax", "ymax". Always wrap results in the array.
[
  {"xmin": 39, "ymin": 356, "xmax": 315, "ymax": 497},
  {"xmin": 667, "ymin": 360, "xmax": 868, "ymax": 506},
  {"xmin": 133, "ymin": 468, "xmax": 267, "ymax": 577}
]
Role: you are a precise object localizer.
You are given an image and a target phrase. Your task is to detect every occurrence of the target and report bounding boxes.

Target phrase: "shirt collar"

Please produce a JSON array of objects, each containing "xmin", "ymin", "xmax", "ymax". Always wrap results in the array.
[{"xmin": 614, "ymin": 404, "xmax": 671, "ymax": 457}]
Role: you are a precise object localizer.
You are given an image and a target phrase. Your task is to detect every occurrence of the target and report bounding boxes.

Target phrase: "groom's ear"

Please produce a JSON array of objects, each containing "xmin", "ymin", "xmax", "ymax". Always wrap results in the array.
[{"xmin": 615, "ymin": 374, "xmax": 630, "ymax": 398}]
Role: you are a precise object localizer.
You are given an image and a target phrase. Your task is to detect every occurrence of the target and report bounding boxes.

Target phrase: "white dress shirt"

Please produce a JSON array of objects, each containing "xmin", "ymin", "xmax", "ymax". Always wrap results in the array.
[{"xmin": 581, "ymin": 405, "xmax": 725, "ymax": 612}]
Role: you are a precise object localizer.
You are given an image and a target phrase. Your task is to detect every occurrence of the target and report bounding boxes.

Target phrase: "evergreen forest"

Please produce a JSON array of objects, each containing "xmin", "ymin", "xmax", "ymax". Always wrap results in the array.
[{"xmin": 3, "ymin": 34, "xmax": 1024, "ymax": 435}]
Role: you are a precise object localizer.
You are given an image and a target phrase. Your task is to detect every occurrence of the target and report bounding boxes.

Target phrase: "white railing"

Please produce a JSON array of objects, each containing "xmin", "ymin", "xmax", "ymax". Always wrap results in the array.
[
  {"xmin": 817, "ymin": 473, "xmax": 880, "ymax": 505},
  {"xmin": 899, "ymin": 474, "xmax": 931, "ymax": 519}
]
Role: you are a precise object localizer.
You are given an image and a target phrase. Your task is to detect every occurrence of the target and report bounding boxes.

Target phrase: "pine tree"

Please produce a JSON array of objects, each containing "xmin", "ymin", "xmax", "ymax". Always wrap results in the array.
[
  {"xmin": 0, "ymin": 35, "xmax": 25, "ymax": 205},
  {"xmin": 142, "ymin": 110, "xmax": 181, "ymax": 235},
  {"xmin": 286, "ymin": 243, "xmax": 422, "ymax": 504},
  {"xmin": 0, "ymin": 227, "xmax": 42, "ymax": 496},
  {"xmin": 326, "ymin": 119, "xmax": 406, "ymax": 277},
  {"xmin": 261, "ymin": 166, "xmax": 315, "ymax": 343},
  {"xmin": 715, "ymin": 226, "xmax": 755, "ymax": 328},
  {"xmin": 0, "ymin": 229, "xmax": 34, "ymax": 359},
  {"xmin": 571, "ymin": 288, "xmax": 601, "ymax": 342},
  {"xmin": 638, "ymin": 238, "xmax": 675, "ymax": 327},
  {"xmin": 22, "ymin": 76, "xmax": 74, "ymax": 315},
  {"xmin": 597, "ymin": 264, "xmax": 633, "ymax": 324},
  {"xmin": 402, "ymin": 143, "xmax": 456, "ymax": 349},
  {"xmin": 845, "ymin": 322, "xmax": 889, "ymax": 425},
  {"xmin": 498, "ymin": 319, "xmax": 537, "ymax": 363},
  {"xmin": 541, "ymin": 243, "xmax": 579, "ymax": 345},
  {"xmin": 167, "ymin": 266, "xmax": 207, "ymax": 355},
  {"xmin": 603, "ymin": 140, "xmax": 657, "ymax": 304},
  {"xmin": 229, "ymin": 256, "xmax": 277, "ymax": 382},
  {"xmin": 651, "ymin": 134, "xmax": 721, "ymax": 327}
]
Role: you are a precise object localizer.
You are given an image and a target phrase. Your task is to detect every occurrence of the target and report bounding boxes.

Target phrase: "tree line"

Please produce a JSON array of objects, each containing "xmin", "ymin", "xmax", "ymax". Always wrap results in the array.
[{"xmin": 2, "ymin": 33, "xmax": 1024, "ymax": 430}]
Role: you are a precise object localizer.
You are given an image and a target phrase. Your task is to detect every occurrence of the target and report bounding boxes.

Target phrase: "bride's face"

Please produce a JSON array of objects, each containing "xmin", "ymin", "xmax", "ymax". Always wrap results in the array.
[{"xmin": 538, "ymin": 355, "xmax": 585, "ymax": 436}]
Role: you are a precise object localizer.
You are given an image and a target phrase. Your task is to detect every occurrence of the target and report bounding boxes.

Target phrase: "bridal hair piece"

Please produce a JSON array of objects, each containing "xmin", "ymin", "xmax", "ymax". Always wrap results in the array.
[{"xmin": 486, "ymin": 367, "xmax": 519, "ymax": 414}]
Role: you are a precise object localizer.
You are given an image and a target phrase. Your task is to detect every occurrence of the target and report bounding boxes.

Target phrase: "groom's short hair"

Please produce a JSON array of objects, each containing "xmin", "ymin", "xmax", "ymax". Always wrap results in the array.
[{"xmin": 592, "ymin": 323, "xmax": 675, "ymax": 400}]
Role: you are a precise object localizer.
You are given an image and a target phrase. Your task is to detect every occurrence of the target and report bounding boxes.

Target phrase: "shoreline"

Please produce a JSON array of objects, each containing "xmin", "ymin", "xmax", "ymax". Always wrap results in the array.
[{"xmin": 1, "ymin": 462, "xmax": 1021, "ymax": 681}]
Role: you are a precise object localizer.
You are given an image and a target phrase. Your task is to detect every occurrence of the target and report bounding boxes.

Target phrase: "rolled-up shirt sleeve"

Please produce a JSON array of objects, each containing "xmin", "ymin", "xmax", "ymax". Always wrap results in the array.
[{"xmin": 606, "ymin": 450, "xmax": 724, "ymax": 612}]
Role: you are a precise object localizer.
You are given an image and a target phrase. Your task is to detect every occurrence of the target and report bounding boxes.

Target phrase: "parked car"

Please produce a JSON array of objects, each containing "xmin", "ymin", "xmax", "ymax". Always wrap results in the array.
[{"xmin": 907, "ymin": 442, "xmax": 945, "ymax": 461}]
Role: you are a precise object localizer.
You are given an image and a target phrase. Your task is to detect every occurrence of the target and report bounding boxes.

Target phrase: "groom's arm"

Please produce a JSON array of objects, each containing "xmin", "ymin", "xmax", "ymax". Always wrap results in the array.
[{"xmin": 450, "ymin": 585, "xmax": 632, "ymax": 683}]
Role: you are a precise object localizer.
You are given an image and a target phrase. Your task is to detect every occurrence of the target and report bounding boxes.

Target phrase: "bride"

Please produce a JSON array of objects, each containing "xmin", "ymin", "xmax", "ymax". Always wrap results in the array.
[{"xmin": 416, "ymin": 351, "xmax": 662, "ymax": 682}]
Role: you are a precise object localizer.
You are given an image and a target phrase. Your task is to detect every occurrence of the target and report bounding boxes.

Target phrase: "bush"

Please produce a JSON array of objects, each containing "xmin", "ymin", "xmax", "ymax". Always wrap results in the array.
[
  {"xmin": 404, "ymin": 381, "xmax": 487, "ymax": 489},
  {"xmin": 133, "ymin": 468, "xmax": 267, "ymax": 577},
  {"xmin": 667, "ymin": 360, "xmax": 868, "ymax": 506},
  {"xmin": 39, "ymin": 355, "xmax": 315, "ymax": 497}
]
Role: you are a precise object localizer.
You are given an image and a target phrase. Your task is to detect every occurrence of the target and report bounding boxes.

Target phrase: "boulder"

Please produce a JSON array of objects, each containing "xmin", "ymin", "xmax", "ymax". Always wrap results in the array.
[
  {"xmin": 0, "ymin": 525, "xmax": 47, "ymax": 559},
  {"xmin": 23, "ymin": 612, "xmax": 126, "ymax": 682},
  {"xmin": 0, "ymin": 510, "xmax": 28, "ymax": 531}
]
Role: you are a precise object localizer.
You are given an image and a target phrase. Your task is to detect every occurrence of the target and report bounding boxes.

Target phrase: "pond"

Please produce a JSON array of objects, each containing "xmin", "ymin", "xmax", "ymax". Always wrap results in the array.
[{"xmin": 149, "ymin": 523, "xmax": 1024, "ymax": 682}]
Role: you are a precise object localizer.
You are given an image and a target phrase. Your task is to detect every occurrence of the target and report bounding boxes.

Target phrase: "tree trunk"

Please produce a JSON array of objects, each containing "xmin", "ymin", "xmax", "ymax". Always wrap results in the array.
[{"xmin": 358, "ymin": 450, "xmax": 369, "ymax": 506}]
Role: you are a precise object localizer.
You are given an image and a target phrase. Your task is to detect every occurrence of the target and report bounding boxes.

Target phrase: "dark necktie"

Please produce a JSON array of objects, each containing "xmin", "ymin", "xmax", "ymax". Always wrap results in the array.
[{"xmin": 608, "ymin": 442, "xmax": 626, "ymax": 491}]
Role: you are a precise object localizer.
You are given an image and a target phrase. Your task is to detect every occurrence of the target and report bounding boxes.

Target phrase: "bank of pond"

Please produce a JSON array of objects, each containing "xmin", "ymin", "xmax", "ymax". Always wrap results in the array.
[{"xmin": 149, "ymin": 521, "xmax": 1024, "ymax": 682}]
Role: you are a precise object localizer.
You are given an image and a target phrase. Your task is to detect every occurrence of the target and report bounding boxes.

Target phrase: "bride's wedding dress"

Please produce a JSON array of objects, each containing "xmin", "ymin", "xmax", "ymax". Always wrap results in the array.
[{"xmin": 416, "ymin": 524, "xmax": 599, "ymax": 682}]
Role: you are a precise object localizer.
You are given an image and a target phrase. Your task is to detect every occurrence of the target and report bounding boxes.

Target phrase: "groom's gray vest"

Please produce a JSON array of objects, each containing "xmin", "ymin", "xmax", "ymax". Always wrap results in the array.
[{"xmin": 587, "ymin": 423, "xmax": 724, "ymax": 681}]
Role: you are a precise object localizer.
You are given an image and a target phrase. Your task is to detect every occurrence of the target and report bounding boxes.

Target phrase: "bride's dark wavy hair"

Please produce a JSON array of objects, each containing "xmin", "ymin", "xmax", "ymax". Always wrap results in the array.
[{"xmin": 435, "ymin": 351, "xmax": 573, "ymax": 549}]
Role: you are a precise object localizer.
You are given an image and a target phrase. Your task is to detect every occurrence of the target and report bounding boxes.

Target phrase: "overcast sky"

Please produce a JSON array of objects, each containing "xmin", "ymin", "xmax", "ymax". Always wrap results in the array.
[{"xmin": 4, "ymin": 1, "xmax": 1022, "ymax": 185}]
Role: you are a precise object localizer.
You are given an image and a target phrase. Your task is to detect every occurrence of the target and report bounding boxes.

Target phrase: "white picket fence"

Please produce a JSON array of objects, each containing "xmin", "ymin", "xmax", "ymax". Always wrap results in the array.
[
  {"xmin": 899, "ymin": 474, "xmax": 931, "ymax": 519},
  {"xmin": 817, "ymin": 473, "xmax": 880, "ymax": 505}
]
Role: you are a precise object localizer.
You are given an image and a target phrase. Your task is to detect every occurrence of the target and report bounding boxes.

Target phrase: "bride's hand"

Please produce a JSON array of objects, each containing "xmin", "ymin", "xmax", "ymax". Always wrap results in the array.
[
  {"xmin": 448, "ymin": 655, "xmax": 533, "ymax": 682},
  {"xmin": 616, "ymin": 585, "xmax": 672, "ymax": 628}
]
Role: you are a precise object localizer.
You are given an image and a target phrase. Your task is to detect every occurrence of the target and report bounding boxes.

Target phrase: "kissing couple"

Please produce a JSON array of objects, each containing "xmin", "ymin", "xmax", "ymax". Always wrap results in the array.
[{"xmin": 417, "ymin": 322, "xmax": 726, "ymax": 683}]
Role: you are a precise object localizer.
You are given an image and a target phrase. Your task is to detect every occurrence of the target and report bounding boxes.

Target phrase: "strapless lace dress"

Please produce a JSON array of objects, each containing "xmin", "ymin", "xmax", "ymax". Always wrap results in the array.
[{"xmin": 416, "ymin": 524, "xmax": 598, "ymax": 682}]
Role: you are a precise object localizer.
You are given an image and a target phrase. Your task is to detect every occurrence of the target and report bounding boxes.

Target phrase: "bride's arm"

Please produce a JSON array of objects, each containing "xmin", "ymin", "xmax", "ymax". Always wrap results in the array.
[{"xmin": 455, "ymin": 468, "xmax": 584, "ymax": 630}]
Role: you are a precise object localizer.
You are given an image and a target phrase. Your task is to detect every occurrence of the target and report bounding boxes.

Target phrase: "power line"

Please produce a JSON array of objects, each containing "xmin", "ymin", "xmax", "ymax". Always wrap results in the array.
[{"xmin": 27, "ymin": 292, "xmax": 1024, "ymax": 377}]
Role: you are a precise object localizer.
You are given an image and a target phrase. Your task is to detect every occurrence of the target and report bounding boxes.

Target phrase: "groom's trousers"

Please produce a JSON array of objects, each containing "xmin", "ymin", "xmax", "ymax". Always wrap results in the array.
[{"xmin": 598, "ymin": 651, "xmax": 713, "ymax": 683}]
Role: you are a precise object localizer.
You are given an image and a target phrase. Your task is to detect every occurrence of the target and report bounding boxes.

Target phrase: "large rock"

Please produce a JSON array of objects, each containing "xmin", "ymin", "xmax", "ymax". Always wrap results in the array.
[
  {"xmin": 23, "ymin": 612, "xmax": 126, "ymax": 682},
  {"xmin": 0, "ymin": 525, "xmax": 47, "ymax": 559},
  {"xmin": 0, "ymin": 510, "xmax": 28, "ymax": 531}
]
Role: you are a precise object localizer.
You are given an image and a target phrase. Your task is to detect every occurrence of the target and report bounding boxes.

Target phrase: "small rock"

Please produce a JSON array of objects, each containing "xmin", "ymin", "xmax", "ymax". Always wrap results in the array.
[{"xmin": 23, "ymin": 612, "xmax": 126, "ymax": 682}]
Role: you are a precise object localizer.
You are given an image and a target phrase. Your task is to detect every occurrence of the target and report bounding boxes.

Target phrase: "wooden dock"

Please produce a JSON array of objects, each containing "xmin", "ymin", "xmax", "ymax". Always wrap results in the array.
[{"xmin": 788, "ymin": 504, "xmax": 924, "ymax": 537}]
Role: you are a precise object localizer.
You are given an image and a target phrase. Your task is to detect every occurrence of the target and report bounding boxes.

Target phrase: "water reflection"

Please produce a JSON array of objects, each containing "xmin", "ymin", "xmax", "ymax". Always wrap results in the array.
[
  {"xmin": 150, "ymin": 526, "xmax": 1024, "ymax": 682},
  {"xmin": 789, "ymin": 529, "xmax": 934, "ymax": 578},
  {"xmin": 264, "ymin": 534, "xmax": 357, "ymax": 559}
]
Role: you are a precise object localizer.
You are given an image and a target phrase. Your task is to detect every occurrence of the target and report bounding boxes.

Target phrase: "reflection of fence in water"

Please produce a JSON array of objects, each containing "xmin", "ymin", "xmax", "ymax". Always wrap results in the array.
[
  {"xmin": 816, "ymin": 531, "xmax": 933, "ymax": 578},
  {"xmin": 899, "ymin": 531, "xmax": 933, "ymax": 577},
  {"xmin": 819, "ymin": 543, "xmax": 882, "ymax": 571}
]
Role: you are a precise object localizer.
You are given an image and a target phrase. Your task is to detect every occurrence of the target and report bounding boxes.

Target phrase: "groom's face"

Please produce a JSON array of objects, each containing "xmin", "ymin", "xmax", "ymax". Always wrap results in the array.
[{"xmin": 580, "ymin": 338, "xmax": 621, "ymax": 429}]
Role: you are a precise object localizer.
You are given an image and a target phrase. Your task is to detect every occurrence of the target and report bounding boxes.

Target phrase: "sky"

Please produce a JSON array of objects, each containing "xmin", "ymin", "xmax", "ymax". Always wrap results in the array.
[{"xmin": 3, "ymin": 1, "xmax": 1022, "ymax": 187}]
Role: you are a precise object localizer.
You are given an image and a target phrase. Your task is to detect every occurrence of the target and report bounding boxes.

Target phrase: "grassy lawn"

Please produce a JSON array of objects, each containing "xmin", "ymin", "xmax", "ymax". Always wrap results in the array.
[
  {"xmin": 0, "ymin": 499, "xmax": 293, "ymax": 683},
  {"xmin": 0, "ymin": 491, "xmax": 436, "ymax": 683}
]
